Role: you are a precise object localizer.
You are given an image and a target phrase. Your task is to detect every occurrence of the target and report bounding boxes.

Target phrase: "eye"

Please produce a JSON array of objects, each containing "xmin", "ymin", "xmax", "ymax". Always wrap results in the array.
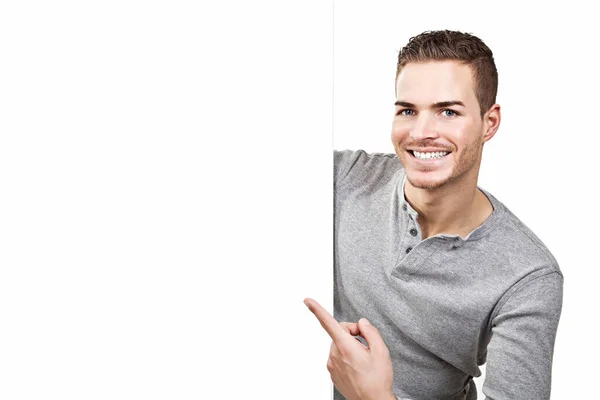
[
  {"xmin": 441, "ymin": 109, "xmax": 459, "ymax": 117},
  {"xmin": 397, "ymin": 109, "xmax": 416, "ymax": 116}
]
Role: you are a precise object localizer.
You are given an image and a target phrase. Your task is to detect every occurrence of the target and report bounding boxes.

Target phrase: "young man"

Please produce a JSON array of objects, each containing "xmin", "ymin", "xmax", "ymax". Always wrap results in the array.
[{"xmin": 305, "ymin": 30, "xmax": 563, "ymax": 399}]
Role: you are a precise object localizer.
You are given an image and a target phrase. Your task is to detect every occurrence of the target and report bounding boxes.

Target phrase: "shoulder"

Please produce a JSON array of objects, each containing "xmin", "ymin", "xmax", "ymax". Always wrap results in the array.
[
  {"xmin": 479, "ymin": 192, "xmax": 564, "ymax": 317},
  {"xmin": 493, "ymin": 195, "xmax": 562, "ymax": 276}
]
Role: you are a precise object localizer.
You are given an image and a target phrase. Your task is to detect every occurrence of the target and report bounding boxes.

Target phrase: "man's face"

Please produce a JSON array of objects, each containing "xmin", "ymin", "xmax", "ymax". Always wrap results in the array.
[{"xmin": 392, "ymin": 60, "xmax": 488, "ymax": 190}]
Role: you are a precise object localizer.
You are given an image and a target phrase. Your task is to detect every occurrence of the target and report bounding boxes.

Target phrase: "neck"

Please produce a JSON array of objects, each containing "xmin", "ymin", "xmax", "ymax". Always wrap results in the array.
[{"xmin": 404, "ymin": 174, "xmax": 493, "ymax": 240}]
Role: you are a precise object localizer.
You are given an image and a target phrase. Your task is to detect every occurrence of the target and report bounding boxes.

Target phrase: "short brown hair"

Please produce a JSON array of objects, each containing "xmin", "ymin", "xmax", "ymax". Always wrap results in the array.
[{"xmin": 396, "ymin": 30, "xmax": 498, "ymax": 118}]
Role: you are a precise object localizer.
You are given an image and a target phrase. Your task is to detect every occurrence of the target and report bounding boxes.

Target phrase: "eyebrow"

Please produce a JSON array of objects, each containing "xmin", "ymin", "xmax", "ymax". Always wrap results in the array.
[{"xmin": 394, "ymin": 100, "xmax": 466, "ymax": 108}]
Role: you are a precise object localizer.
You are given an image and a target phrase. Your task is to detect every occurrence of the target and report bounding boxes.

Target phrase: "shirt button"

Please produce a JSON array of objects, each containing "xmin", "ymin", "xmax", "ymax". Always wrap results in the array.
[
  {"xmin": 409, "ymin": 228, "xmax": 418, "ymax": 236},
  {"xmin": 406, "ymin": 247, "xmax": 412, "ymax": 254},
  {"xmin": 402, "ymin": 204, "xmax": 407, "ymax": 211}
]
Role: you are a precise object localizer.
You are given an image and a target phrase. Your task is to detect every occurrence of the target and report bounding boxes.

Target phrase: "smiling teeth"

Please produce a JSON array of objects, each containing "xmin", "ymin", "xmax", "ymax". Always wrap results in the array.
[{"xmin": 413, "ymin": 151, "xmax": 449, "ymax": 160}]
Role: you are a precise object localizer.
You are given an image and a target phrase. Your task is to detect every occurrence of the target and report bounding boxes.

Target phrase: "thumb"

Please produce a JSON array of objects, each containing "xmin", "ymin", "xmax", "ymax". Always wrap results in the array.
[{"xmin": 358, "ymin": 318, "xmax": 388, "ymax": 355}]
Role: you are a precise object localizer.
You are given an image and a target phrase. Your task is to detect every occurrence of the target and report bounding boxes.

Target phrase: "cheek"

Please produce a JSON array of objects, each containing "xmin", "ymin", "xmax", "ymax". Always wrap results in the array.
[
  {"xmin": 391, "ymin": 120, "xmax": 410, "ymax": 141},
  {"xmin": 438, "ymin": 118, "xmax": 467, "ymax": 132},
  {"xmin": 437, "ymin": 120, "xmax": 476, "ymax": 149}
]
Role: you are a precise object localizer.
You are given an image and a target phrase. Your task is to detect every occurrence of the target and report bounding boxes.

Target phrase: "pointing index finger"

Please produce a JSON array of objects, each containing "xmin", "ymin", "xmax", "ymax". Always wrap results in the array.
[{"xmin": 304, "ymin": 298, "xmax": 350, "ymax": 345}]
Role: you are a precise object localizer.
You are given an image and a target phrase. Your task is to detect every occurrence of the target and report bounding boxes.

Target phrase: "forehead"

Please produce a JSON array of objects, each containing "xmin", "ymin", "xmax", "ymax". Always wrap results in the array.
[{"xmin": 395, "ymin": 61, "xmax": 478, "ymax": 106}]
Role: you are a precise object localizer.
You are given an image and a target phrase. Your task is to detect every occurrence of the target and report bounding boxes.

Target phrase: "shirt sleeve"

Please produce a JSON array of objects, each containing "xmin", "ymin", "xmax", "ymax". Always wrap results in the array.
[
  {"xmin": 482, "ymin": 271, "xmax": 564, "ymax": 400},
  {"xmin": 334, "ymin": 149, "xmax": 362, "ymax": 186}
]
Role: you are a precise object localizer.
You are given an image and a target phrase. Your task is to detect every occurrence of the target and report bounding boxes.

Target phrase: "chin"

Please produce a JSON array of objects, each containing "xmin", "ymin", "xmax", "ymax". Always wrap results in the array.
[{"xmin": 406, "ymin": 172, "xmax": 451, "ymax": 190}]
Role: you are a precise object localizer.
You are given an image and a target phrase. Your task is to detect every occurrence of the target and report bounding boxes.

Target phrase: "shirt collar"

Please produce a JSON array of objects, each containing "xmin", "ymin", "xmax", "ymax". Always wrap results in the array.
[{"xmin": 398, "ymin": 170, "xmax": 504, "ymax": 242}]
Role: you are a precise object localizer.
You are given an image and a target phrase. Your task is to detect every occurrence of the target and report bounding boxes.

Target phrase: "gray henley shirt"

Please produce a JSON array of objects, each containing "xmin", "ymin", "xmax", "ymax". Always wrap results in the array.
[{"xmin": 333, "ymin": 150, "xmax": 563, "ymax": 400}]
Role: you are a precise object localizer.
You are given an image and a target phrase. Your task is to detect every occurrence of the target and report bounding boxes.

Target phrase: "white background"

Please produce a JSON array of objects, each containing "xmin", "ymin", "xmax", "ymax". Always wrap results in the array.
[
  {"xmin": 334, "ymin": 1, "xmax": 600, "ymax": 399},
  {"xmin": 1, "ymin": 1, "xmax": 332, "ymax": 399},
  {"xmin": 0, "ymin": 1, "xmax": 597, "ymax": 399}
]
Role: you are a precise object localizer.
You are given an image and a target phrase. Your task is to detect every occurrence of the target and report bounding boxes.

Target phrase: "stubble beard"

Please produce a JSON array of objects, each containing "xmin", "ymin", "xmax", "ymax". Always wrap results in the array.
[{"xmin": 405, "ymin": 136, "xmax": 483, "ymax": 190}]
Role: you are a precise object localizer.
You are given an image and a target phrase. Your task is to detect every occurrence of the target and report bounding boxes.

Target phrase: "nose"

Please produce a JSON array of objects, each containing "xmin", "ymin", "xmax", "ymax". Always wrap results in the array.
[{"xmin": 410, "ymin": 113, "xmax": 439, "ymax": 141}]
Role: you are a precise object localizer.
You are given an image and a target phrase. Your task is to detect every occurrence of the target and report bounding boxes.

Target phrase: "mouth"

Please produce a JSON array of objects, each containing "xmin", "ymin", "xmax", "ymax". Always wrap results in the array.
[{"xmin": 407, "ymin": 149, "xmax": 451, "ymax": 161}]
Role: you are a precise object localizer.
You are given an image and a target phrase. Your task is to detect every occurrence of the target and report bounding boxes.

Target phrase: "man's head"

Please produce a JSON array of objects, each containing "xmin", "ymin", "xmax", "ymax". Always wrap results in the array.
[{"xmin": 392, "ymin": 30, "xmax": 501, "ymax": 190}]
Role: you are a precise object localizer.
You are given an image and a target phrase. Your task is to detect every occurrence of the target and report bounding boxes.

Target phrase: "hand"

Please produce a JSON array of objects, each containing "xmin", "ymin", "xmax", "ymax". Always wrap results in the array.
[{"xmin": 304, "ymin": 298, "xmax": 395, "ymax": 400}]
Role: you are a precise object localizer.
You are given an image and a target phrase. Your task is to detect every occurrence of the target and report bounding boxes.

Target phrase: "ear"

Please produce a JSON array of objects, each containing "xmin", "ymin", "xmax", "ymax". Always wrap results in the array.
[{"xmin": 482, "ymin": 104, "xmax": 501, "ymax": 143}]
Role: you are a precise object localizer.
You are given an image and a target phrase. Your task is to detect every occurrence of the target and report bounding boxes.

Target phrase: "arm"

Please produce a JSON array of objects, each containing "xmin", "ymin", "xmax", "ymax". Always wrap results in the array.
[
  {"xmin": 482, "ymin": 272, "xmax": 563, "ymax": 399},
  {"xmin": 334, "ymin": 149, "xmax": 362, "ymax": 186}
]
